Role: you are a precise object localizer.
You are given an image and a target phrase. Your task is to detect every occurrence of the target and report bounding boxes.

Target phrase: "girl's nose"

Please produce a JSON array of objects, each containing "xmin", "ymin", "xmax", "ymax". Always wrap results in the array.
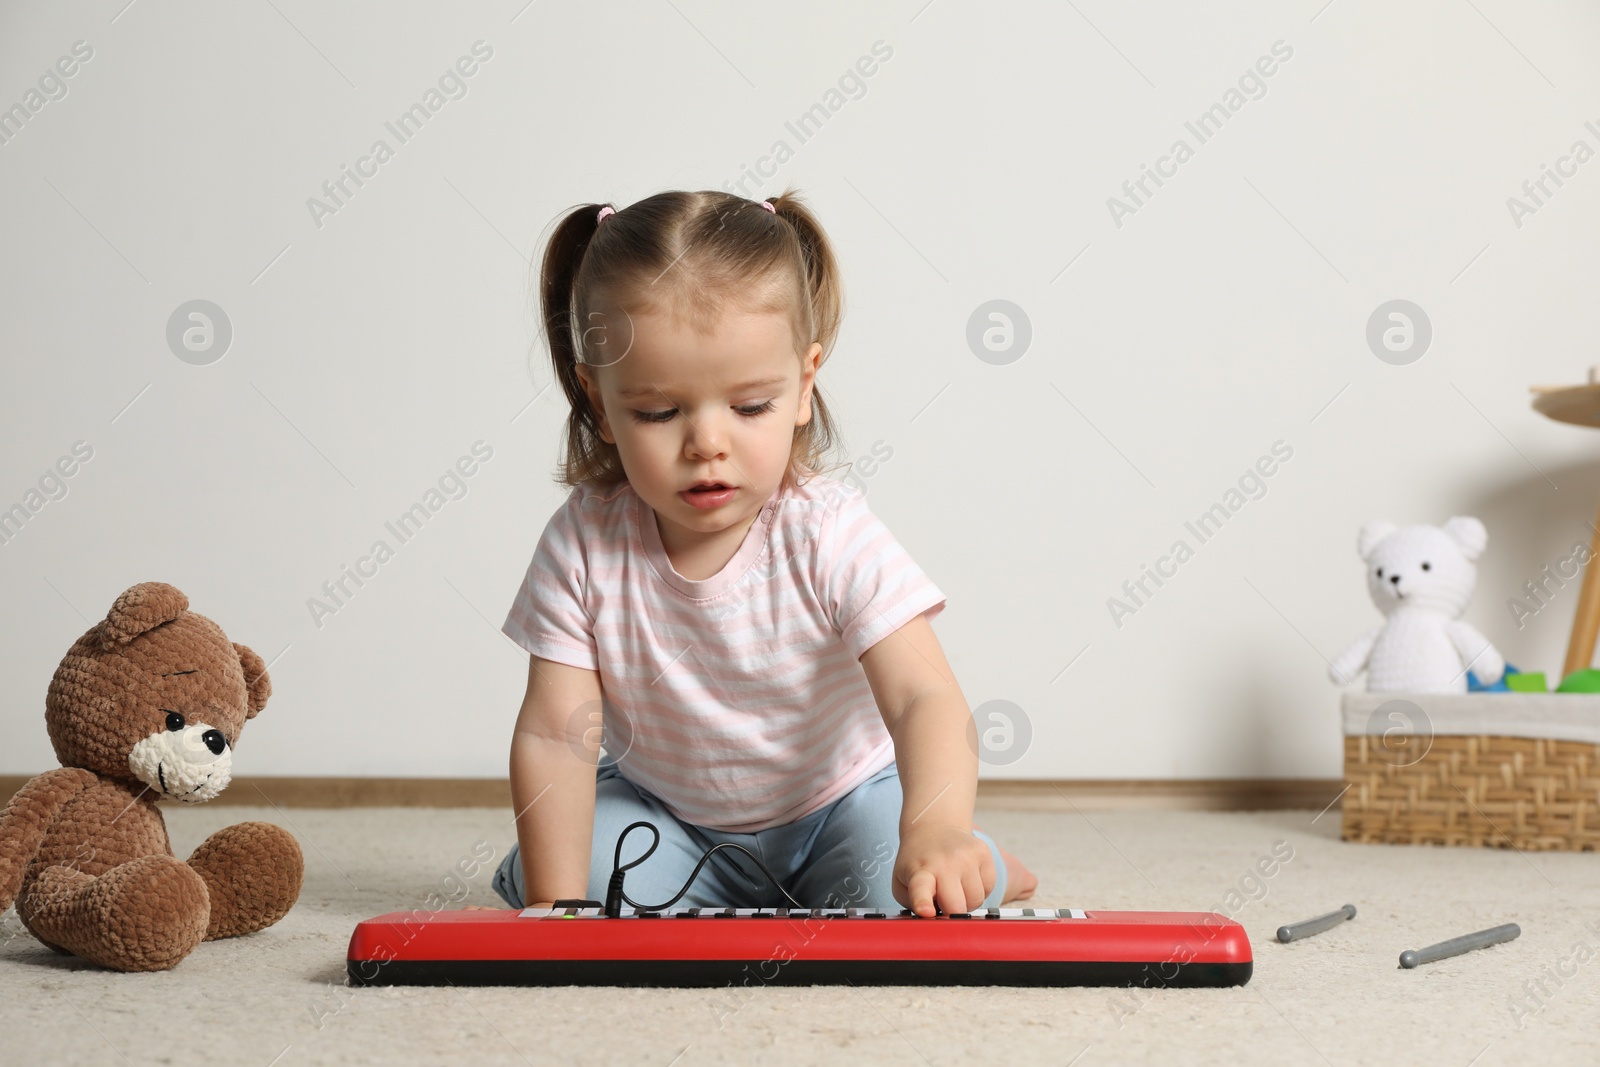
[{"xmin": 685, "ymin": 417, "xmax": 729, "ymax": 459}]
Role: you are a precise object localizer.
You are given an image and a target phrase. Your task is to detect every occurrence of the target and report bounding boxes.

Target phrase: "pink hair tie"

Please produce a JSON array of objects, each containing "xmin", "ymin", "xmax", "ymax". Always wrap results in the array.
[
  {"xmin": 760, "ymin": 200, "xmax": 775, "ymax": 213},
  {"xmin": 596, "ymin": 205, "xmax": 615, "ymax": 223}
]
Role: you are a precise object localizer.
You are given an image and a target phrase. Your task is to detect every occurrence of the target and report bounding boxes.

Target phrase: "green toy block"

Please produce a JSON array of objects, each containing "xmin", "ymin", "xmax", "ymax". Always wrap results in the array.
[
  {"xmin": 1557, "ymin": 668, "xmax": 1600, "ymax": 693},
  {"xmin": 1504, "ymin": 671, "xmax": 1547, "ymax": 693}
]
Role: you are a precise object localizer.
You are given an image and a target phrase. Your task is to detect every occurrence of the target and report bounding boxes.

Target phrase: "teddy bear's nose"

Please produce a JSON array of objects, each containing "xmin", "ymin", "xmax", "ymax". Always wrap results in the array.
[
  {"xmin": 201, "ymin": 729, "xmax": 227, "ymax": 756},
  {"xmin": 1389, "ymin": 574, "xmax": 1402, "ymax": 586}
]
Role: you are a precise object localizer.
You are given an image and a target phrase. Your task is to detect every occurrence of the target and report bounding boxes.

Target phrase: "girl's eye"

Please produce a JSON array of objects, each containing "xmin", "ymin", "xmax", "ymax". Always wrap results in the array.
[{"xmin": 629, "ymin": 400, "xmax": 777, "ymax": 425}]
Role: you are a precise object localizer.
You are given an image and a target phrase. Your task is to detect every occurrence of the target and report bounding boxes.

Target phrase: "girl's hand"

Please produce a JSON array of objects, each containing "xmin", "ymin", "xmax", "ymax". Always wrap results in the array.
[{"xmin": 892, "ymin": 824, "xmax": 995, "ymax": 917}]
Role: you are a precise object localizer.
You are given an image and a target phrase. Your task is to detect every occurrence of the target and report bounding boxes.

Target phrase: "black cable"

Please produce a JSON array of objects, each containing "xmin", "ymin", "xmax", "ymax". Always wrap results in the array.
[{"xmin": 604, "ymin": 819, "xmax": 806, "ymax": 917}]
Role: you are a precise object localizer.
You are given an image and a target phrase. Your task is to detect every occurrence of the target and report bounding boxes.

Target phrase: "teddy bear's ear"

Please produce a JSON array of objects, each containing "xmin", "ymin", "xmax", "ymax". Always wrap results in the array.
[
  {"xmin": 1357, "ymin": 520, "xmax": 1397, "ymax": 560},
  {"xmin": 234, "ymin": 642, "xmax": 272, "ymax": 718},
  {"xmin": 99, "ymin": 582, "xmax": 189, "ymax": 650},
  {"xmin": 1442, "ymin": 516, "xmax": 1488, "ymax": 560}
]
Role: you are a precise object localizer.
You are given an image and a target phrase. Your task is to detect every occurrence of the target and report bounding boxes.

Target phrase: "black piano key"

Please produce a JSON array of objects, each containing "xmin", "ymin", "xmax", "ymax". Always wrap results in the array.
[
  {"xmin": 713, "ymin": 908, "xmax": 736, "ymax": 918},
  {"xmin": 866, "ymin": 911, "xmax": 887, "ymax": 919}
]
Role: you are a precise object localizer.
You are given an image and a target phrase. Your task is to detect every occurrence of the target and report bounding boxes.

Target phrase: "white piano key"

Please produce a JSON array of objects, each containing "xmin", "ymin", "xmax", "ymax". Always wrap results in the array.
[{"xmin": 521, "ymin": 904, "xmax": 1086, "ymax": 919}]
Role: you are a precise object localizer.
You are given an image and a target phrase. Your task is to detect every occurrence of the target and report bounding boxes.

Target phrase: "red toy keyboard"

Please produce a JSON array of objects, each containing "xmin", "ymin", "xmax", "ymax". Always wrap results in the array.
[{"xmin": 347, "ymin": 906, "xmax": 1253, "ymax": 988}]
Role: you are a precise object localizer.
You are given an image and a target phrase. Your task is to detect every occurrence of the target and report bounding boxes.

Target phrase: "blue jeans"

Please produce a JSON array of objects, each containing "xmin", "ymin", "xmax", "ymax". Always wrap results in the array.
[{"xmin": 492, "ymin": 760, "xmax": 1008, "ymax": 911}]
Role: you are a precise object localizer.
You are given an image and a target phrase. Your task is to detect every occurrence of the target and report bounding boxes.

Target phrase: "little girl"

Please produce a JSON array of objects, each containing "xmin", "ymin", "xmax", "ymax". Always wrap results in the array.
[{"xmin": 486, "ymin": 188, "xmax": 1036, "ymax": 916}]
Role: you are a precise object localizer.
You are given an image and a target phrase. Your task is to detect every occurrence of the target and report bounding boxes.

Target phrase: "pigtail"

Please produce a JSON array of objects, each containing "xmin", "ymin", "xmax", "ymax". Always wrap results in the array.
[
  {"xmin": 536, "ymin": 203, "xmax": 621, "ymax": 488},
  {"xmin": 764, "ymin": 189, "xmax": 848, "ymax": 488},
  {"xmin": 765, "ymin": 190, "xmax": 842, "ymax": 362}
]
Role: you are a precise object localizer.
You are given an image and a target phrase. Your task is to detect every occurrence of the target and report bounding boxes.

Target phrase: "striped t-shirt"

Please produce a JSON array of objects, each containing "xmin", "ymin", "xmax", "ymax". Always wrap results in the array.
[{"xmin": 501, "ymin": 475, "xmax": 946, "ymax": 832}]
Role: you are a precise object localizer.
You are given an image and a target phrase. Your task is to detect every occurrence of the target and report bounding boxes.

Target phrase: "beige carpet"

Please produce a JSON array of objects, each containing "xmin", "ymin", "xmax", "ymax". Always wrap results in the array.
[{"xmin": 2, "ymin": 803, "xmax": 1596, "ymax": 1066}]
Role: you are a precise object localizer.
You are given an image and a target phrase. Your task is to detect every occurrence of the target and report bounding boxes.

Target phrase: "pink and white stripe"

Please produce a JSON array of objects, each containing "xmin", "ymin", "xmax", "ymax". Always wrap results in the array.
[{"xmin": 502, "ymin": 476, "xmax": 946, "ymax": 832}]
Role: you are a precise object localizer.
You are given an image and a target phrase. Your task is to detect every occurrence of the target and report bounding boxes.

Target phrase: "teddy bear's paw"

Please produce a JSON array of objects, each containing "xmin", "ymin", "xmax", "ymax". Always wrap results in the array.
[
  {"xmin": 15, "ymin": 866, "xmax": 92, "ymax": 955},
  {"xmin": 98, "ymin": 856, "xmax": 211, "ymax": 971},
  {"xmin": 187, "ymin": 821, "xmax": 305, "ymax": 941},
  {"xmin": 23, "ymin": 854, "xmax": 209, "ymax": 972}
]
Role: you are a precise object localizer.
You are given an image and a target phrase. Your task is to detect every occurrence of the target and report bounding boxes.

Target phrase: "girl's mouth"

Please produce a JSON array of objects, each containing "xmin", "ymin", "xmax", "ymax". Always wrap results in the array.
[{"xmin": 681, "ymin": 486, "xmax": 736, "ymax": 509}]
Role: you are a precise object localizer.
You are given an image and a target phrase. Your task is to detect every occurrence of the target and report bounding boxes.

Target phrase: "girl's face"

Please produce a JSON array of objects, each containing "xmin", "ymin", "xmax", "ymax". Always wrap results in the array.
[{"xmin": 575, "ymin": 303, "xmax": 821, "ymax": 550}]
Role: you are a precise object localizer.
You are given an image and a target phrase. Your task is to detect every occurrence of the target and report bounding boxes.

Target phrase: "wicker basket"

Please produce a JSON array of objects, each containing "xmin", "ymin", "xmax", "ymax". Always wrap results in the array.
[{"xmin": 1341, "ymin": 692, "xmax": 1600, "ymax": 851}]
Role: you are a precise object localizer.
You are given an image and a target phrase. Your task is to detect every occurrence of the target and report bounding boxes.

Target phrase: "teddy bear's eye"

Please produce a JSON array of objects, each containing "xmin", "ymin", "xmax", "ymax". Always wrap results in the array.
[
  {"xmin": 1376, "ymin": 567, "xmax": 1384, "ymax": 579},
  {"xmin": 165, "ymin": 711, "xmax": 185, "ymax": 732},
  {"xmin": 1421, "ymin": 561, "xmax": 1431, "ymax": 571}
]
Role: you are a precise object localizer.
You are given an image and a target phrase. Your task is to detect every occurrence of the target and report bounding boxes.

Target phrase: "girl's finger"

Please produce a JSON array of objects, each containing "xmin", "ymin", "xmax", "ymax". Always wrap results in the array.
[
  {"xmin": 907, "ymin": 868, "xmax": 938, "ymax": 917},
  {"xmin": 934, "ymin": 870, "xmax": 969, "ymax": 916},
  {"xmin": 962, "ymin": 868, "xmax": 986, "ymax": 913}
]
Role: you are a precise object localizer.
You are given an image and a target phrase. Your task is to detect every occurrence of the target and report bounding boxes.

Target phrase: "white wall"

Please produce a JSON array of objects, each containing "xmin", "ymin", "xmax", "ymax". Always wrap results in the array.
[{"xmin": 4, "ymin": 0, "xmax": 1599, "ymax": 780}]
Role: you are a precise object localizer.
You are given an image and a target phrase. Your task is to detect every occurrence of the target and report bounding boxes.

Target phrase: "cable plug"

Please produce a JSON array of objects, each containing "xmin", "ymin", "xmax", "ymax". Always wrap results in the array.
[{"xmin": 604, "ymin": 869, "xmax": 626, "ymax": 918}]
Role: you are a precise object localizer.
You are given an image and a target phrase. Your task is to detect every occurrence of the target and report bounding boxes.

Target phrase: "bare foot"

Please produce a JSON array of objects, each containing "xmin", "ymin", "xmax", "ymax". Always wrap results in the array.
[
  {"xmin": 975, "ymin": 826, "xmax": 1038, "ymax": 903},
  {"xmin": 998, "ymin": 845, "xmax": 1037, "ymax": 903}
]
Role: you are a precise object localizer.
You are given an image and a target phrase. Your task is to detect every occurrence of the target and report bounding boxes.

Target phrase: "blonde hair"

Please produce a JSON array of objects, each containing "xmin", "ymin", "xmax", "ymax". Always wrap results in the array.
[{"xmin": 533, "ymin": 188, "xmax": 850, "ymax": 493}]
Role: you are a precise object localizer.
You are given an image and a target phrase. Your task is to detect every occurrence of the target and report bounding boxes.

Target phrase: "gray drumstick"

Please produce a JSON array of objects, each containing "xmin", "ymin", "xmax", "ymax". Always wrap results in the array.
[
  {"xmin": 1277, "ymin": 904, "xmax": 1356, "ymax": 943},
  {"xmin": 1399, "ymin": 923, "xmax": 1520, "ymax": 968}
]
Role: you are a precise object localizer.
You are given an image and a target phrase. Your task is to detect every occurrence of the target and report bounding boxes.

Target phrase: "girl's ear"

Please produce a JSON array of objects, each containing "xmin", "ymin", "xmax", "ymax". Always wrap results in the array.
[
  {"xmin": 575, "ymin": 365, "xmax": 615, "ymax": 444},
  {"xmin": 795, "ymin": 342, "xmax": 821, "ymax": 427}
]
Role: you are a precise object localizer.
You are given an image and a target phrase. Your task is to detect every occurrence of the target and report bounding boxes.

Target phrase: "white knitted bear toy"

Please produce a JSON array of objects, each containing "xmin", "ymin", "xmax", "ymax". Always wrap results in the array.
[{"xmin": 1329, "ymin": 516, "xmax": 1505, "ymax": 693}]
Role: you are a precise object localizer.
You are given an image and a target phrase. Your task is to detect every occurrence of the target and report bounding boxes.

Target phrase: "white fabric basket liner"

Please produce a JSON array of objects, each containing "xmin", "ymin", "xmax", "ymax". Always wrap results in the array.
[{"xmin": 1341, "ymin": 691, "xmax": 1600, "ymax": 745}]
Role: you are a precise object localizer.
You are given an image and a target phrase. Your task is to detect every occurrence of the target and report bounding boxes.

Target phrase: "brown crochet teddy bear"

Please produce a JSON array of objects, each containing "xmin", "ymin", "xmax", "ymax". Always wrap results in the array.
[{"xmin": 0, "ymin": 582, "xmax": 303, "ymax": 972}]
